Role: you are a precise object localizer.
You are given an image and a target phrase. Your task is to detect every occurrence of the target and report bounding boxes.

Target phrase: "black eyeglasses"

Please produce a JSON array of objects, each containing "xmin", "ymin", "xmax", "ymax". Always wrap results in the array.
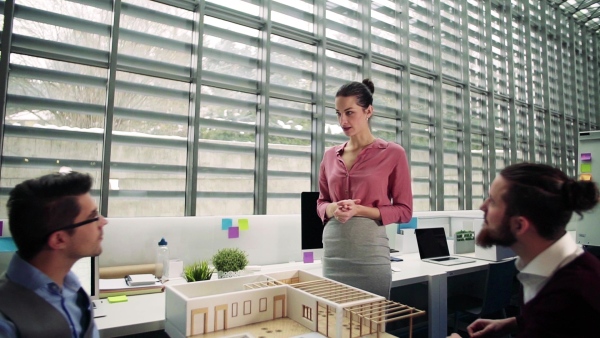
[{"xmin": 53, "ymin": 217, "xmax": 100, "ymax": 233}]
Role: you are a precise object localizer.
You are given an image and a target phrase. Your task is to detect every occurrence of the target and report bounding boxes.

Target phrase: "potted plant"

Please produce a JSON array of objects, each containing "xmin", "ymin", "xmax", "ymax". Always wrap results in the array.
[
  {"xmin": 211, "ymin": 248, "xmax": 249, "ymax": 279},
  {"xmin": 454, "ymin": 230, "xmax": 475, "ymax": 254},
  {"xmin": 183, "ymin": 260, "xmax": 214, "ymax": 282}
]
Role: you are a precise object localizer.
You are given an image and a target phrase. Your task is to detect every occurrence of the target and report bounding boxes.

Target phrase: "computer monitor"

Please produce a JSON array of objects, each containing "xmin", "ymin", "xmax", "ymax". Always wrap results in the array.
[
  {"xmin": 71, "ymin": 256, "xmax": 100, "ymax": 300},
  {"xmin": 301, "ymin": 192, "xmax": 325, "ymax": 251}
]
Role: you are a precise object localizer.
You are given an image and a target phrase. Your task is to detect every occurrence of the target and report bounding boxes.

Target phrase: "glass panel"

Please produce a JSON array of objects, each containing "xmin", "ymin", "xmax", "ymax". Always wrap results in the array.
[
  {"xmin": 203, "ymin": 16, "xmax": 259, "ymax": 83},
  {"xmin": 266, "ymin": 98, "xmax": 312, "ymax": 214},
  {"xmin": 206, "ymin": 0, "xmax": 259, "ymax": 16},
  {"xmin": 470, "ymin": 92, "xmax": 487, "ymax": 132},
  {"xmin": 410, "ymin": 74, "xmax": 432, "ymax": 123},
  {"xmin": 491, "ymin": 4, "xmax": 508, "ymax": 95},
  {"xmin": 440, "ymin": 0, "xmax": 463, "ymax": 80},
  {"xmin": 471, "ymin": 133, "xmax": 486, "ymax": 208},
  {"xmin": 270, "ymin": 34, "xmax": 316, "ymax": 98},
  {"xmin": 494, "ymin": 100, "xmax": 509, "ymax": 170},
  {"xmin": 411, "ymin": 122, "xmax": 431, "ymax": 212},
  {"xmin": 324, "ymin": 50, "xmax": 362, "ymax": 102},
  {"xmin": 443, "ymin": 129, "xmax": 460, "ymax": 211},
  {"xmin": 442, "ymin": 84, "xmax": 461, "ymax": 128},
  {"xmin": 371, "ymin": 0, "xmax": 401, "ymax": 60},
  {"xmin": 196, "ymin": 86, "xmax": 256, "ymax": 216},
  {"xmin": 326, "ymin": 0, "xmax": 360, "ymax": 46},
  {"xmin": 1, "ymin": 0, "xmax": 109, "ymax": 217},
  {"xmin": 512, "ymin": 15, "xmax": 527, "ymax": 102},
  {"xmin": 467, "ymin": 0, "xmax": 487, "ymax": 88},
  {"xmin": 409, "ymin": 0, "xmax": 433, "ymax": 69},
  {"xmin": 371, "ymin": 63, "xmax": 401, "ymax": 117},
  {"xmin": 272, "ymin": 0, "xmax": 314, "ymax": 33},
  {"xmin": 108, "ymin": 71, "xmax": 189, "ymax": 217}
]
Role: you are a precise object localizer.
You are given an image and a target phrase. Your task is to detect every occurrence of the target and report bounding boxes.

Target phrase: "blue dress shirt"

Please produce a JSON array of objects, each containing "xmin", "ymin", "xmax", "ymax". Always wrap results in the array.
[{"xmin": 0, "ymin": 253, "xmax": 99, "ymax": 338}]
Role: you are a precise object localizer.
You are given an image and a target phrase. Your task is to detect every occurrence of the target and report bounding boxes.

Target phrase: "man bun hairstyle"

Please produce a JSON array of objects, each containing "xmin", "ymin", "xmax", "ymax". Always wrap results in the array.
[
  {"xmin": 561, "ymin": 179, "xmax": 599, "ymax": 213},
  {"xmin": 500, "ymin": 162, "xmax": 599, "ymax": 240},
  {"xmin": 7, "ymin": 171, "xmax": 94, "ymax": 260},
  {"xmin": 336, "ymin": 78, "xmax": 375, "ymax": 110}
]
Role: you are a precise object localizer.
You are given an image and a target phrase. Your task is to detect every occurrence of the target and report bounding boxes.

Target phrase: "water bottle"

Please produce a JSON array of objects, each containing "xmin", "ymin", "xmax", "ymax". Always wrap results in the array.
[{"xmin": 155, "ymin": 238, "xmax": 169, "ymax": 282}]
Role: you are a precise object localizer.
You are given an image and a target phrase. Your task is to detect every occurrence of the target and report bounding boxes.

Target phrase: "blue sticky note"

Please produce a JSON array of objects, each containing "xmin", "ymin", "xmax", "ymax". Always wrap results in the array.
[
  {"xmin": 228, "ymin": 227, "xmax": 239, "ymax": 239},
  {"xmin": 0, "ymin": 237, "xmax": 17, "ymax": 252},
  {"xmin": 398, "ymin": 217, "xmax": 418, "ymax": 233},
  {"xmin": 238, "ymin": 219, "xmax": 249, "ymax": 230},
  {"xmin": 222, "ymin": 218, "xmax": 233, "ymax": 230},
  {"xmin": 303, "ymin": 251, "xmax": 314, "ymax": 263}
]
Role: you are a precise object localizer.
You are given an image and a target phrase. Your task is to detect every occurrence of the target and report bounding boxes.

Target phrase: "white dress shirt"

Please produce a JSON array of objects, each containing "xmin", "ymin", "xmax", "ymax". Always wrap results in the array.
[{"xmin": 515, "ymin": 232, "xmax": 583, "ymax": 304}]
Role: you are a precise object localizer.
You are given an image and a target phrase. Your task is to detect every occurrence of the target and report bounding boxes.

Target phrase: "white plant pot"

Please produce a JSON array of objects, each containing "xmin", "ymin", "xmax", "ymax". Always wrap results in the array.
[
  {"xmin": 217, "ymin": 270, "xmax": 241, "ymax": 279},
  {"xmin": 455, "ymin": 240, "xmax": 475, "ymax": 254}
]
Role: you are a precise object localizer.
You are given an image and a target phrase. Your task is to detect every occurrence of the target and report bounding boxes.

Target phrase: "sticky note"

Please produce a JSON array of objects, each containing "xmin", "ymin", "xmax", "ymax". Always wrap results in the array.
[
  {"xmin": 228, "ymin": 226, "xmax": 239, "ymax": 239},
  {"xmin": 580, "ymin": 173, "xmax": 593, "ymax": 181},
  {"xmin": 581, "ymin": 153, "xmax": 592, "ymax": 161},
  {"xmin": 581, "ymin": 163, "xmax": 592, "ymax": 173},
  {"xmin": 222, "ymin": 218, "xmax": 232, "ymax": 230},
  {"xmin": 0, "ymin": 237, "xmax": 17, "ymax": 252},
  {"xmin": 303, "ymin": 251, "xmax": 314, "ymax": 263},
  {"xmin": 238, "ymin": 219, "xmax": 249, "ymax": 230},
  {"xmin": 107, "ymin": 295, "xmax": 128, "ymax": 303},
  {"xmin": 398, "ymin": 217, "xmax": 418, "ymax": 232}
]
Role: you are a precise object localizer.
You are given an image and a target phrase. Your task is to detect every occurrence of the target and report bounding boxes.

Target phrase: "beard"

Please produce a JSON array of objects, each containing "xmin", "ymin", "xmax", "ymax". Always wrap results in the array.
[{"xmin": 476, "ymin": 215, "xmax": 517, "ymax": 248}]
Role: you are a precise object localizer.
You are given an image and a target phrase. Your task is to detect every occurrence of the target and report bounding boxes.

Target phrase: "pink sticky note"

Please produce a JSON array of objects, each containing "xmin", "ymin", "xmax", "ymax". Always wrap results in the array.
[
  {"xmin": 303, "ymin": 252, "xmax": 314, "ymax": 263},
  {"xmin": 228, "ymin": 227, "xmax": 239, "ymax": 239},
  {"xmin": 581, "ymin": 153, "xmax": 592, "ymax": 161}
]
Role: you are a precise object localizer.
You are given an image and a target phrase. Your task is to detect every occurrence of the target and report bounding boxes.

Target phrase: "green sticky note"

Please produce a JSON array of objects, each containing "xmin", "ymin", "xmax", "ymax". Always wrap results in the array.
[
  {"xmin": 581, "ymin": 163, "xmax": 592, "ymax": 173},
  {"xmin": 107, "ymin": 295, "xmax": 128, "ymax": 303},
  {"xmin": 238, "ymin": 218, "xmax": 249, "ymax": 230}
]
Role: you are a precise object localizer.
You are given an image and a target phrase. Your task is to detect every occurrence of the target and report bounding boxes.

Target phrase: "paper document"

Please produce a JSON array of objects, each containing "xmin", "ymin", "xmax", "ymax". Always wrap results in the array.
[
  {"xmin": 126, "ymin": 274, "xmax": 158, "ymax": 286},
  {"xmin": 100, "ymin": 278, "xmax": 162, "ymax": 290}
]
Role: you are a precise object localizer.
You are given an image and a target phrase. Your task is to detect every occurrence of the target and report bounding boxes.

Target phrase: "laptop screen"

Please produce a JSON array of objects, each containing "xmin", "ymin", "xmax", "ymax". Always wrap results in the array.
[{"xmin": 415, "ymin": 228, "xmax": 451, "ymax": 259}]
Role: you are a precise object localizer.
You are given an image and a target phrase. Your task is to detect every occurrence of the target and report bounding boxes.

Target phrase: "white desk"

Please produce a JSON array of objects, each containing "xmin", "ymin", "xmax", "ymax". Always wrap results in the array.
[{"xmin": 97, "ymin": 254, "xmax": 491, "ymax": 338}]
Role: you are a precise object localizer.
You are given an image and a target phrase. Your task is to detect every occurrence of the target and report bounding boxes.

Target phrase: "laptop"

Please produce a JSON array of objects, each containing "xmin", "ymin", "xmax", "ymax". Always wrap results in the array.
[{"xmin": 415, "ymin": 228, "xmax": 475, "ymax": 266}]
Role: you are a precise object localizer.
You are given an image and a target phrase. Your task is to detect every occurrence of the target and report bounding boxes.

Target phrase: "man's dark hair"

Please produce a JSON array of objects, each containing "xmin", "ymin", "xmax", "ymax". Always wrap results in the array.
[
  {"xmin": 335, "ymin": 78, "xmax": 375, "ymax": 110},
  {"xmin": 500, "ymin": 162, "xmax": 599, "ymax": 240},
  {"xmin": 7, "ymin": 172, "xmax": 93, "ymax": 260}
]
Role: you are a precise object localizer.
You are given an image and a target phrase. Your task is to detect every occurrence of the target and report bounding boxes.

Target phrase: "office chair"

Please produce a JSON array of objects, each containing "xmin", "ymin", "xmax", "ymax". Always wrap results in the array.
[{"xmin": 448, "ymin": 258, "xmax": 518, "ymax": 335}]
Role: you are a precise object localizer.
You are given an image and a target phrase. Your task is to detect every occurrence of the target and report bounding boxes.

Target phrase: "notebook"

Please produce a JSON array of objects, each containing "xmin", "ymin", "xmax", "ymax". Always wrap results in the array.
[{"xmin": 415, "ymin": 227, "xmax": 475, "ymax": 266}]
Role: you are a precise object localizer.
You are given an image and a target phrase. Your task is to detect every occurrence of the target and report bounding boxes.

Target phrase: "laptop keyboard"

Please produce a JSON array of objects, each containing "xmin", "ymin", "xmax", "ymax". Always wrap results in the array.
[{"xmin": 431, "ymin": 257, "xmax": 457, "ymax": 261}]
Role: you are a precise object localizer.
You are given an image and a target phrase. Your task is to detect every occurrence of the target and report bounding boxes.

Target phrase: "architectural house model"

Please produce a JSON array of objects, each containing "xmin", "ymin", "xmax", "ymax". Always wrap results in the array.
[{"xmin": 164, "ymin": 270, "xmax": 425, "ymax": 338}]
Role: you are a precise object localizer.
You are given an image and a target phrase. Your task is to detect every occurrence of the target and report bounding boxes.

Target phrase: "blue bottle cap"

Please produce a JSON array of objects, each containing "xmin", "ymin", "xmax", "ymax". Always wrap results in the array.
[{"xmin": 158, "ymin": 238, "xmax": 167, "ymax": 246}]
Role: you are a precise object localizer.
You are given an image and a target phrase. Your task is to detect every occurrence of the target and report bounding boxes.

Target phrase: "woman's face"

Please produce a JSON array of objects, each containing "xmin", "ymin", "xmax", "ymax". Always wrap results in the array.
[{"xmin": 335, "ymin": 96, "xmax": 372, "ymax": 137}]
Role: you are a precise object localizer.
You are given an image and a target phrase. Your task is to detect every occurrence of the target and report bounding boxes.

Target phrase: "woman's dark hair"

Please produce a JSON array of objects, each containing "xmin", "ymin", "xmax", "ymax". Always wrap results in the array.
[
  {"xmin": 335, "ymin": 79, "xmax": 375, "ymax": 110},
  {"xmin": 7, "ymin": 172, "xmax": 93, "ymax": 260},
  {"xmin": 500, "ymin": 162, "xmax": 599, "ymax": 240}
]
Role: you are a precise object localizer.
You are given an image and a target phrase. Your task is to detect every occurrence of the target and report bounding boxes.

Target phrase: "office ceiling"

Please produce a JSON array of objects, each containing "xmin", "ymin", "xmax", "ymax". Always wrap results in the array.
[{"xmin": 549, "ymin": 0, "xmax": 600, "ymax": 31}]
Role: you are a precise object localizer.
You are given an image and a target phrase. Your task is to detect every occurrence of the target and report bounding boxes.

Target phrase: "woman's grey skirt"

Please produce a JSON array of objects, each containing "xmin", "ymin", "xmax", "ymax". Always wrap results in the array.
[{"xmin": 322, "ymin": 216, "xmax": 391, "ymax": 299}]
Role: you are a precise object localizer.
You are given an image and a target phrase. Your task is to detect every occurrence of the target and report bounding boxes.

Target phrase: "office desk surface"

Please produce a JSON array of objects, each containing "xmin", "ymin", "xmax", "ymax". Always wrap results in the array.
[
  {"xmin": 96, "ymin": 292, "xmax": 164, "ymax": 337},
  {"xmin": 97, "ymin": 253, "xmax": 493, "ymax": 338}
]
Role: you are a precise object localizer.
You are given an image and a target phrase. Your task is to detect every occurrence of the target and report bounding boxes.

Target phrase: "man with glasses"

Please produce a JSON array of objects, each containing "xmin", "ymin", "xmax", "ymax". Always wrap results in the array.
[{"xmin": 0, "ymin": 171, "xmax": 107, "ymax": 338}]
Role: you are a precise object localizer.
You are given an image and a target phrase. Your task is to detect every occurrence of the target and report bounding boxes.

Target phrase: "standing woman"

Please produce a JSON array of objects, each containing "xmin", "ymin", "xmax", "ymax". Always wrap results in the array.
[{"xmin": 317, "ymin": 79, "xmax": 413, "ymax": 299}]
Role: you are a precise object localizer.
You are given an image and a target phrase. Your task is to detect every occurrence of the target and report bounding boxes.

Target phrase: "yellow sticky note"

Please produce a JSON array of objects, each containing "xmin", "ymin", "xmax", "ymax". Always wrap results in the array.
[
  {"xmin": 580, "ymin": 173, "xmax": 593, "ymax": 181},
  {"xmin": 238, "ymin": 218, "xmax": 249, "ymax": 230},
  {"xmin": 107, "ymin": 295, "xmax": 128, "ymax": 303},
  {"xmin": 581, "ymin": 163, "xmax": 592, "ymax": 173}
]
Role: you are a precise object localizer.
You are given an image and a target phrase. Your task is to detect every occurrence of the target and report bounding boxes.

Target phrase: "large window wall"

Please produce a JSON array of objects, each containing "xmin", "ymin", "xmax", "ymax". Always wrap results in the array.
[{"xmin": 0, "ymin": 0, "xmax": 598, "ymax": 217}]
